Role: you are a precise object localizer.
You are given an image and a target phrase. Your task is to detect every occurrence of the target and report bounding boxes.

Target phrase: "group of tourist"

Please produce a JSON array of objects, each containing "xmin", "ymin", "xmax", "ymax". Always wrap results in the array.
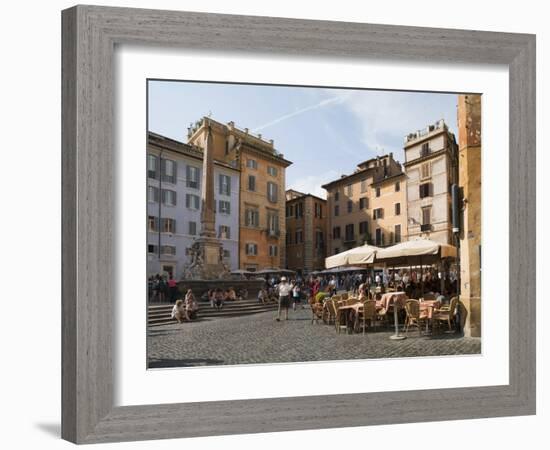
[
  {"xmin": 206, "ymin": 286, "xmax": 248, "ymax": 310},
  {"xmin": 157, "ymin": 266, "xmax": 458, "ymax": 326},
  {"xmin": 148, "ymin": 273, "xmax": 179, "ymax": 303}
]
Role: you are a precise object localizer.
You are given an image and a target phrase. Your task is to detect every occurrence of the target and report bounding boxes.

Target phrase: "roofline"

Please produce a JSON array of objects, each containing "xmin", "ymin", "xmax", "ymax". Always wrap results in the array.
[
  {"xmin": 321, "ymin": 167, "xmax": 377, "ymax": 190},
  {"xmin": 147, "ymin": 131, "xmax": 240, "ymax": 172},
  {"xmin": 187, "ymin": 117, "xmax": 292, "ymax": 167},
  {"xmin": 370, "ymin": 172, "xmax": 406, "ymax": 186},
  {"xmin": 403, "ymin": 127, "xmax": 454, "ymax": 149},
  {"xmin": 285, "ymin": 191, "xmax": 327, "ymax": 204}
]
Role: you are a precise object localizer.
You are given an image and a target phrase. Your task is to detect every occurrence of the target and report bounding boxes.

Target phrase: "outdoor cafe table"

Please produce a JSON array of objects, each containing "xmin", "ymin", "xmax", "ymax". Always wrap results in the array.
[
  {"xmin": 418, "ymin": 299, "xmax": 441, "ymax": 334},
  {"xmin": 337, "ymin": 301, "xmax": 364, "ymax": 333},
  {"xmin": 337, "ymin": 300, "xmax": 389, "ymax": 333}
]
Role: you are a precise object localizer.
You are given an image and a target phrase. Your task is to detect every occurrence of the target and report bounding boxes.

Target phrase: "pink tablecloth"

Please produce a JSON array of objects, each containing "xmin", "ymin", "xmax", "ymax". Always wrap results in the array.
[
  {"xmin": 419, "ymin": 300, "xmax": 441, "ymax": 319},
  {"xmin": 379, "ymin": 292, "xmax": 408, "ymax": 310}
]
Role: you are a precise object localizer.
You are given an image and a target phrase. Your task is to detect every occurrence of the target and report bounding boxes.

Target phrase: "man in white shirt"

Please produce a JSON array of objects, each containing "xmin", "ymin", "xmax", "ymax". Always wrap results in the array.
[{"xmin": 276, "ymin": 277, "xmax": 292, "ymax": 321}]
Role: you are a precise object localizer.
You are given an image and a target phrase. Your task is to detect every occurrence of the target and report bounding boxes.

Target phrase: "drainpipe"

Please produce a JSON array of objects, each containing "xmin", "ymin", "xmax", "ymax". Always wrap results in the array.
[{"xmin": 158, "ymin": 150, "xmax": 163, "ymax": 261}]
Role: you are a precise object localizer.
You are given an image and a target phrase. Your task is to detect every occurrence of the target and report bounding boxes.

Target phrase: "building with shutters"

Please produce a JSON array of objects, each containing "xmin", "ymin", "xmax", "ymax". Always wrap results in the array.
[
  {"xmin": 285, "ymin": 190, "xmax": 327, "ymax": 274},
  {"xmin": 187, "ymin": 118, "xmax": 292, "ymax": 272},
  {"xmin": 146, "ymin": 131, "xmax": 240, "ymax": 278},
  {"xmin": 403, "ymin": 119, "xmax": 458, "ymax": 245},
  {"xmin": 322, "ymin": 154, "xmax": 407, "ymax": 256}
]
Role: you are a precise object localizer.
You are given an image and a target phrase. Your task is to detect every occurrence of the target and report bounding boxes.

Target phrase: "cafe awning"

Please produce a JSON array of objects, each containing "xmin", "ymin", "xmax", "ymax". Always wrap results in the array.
[
  {"xmin": 325, "ymin": 244, "xmax": 379, "ymax": 269},
  {"xmin": 375, "ymin": 239, "xmax": 457, "ymax": 264}
]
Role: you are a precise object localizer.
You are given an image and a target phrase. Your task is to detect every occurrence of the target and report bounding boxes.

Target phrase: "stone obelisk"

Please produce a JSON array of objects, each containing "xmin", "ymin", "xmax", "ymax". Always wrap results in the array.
[
  {"xmin": 200, "ymin": 124, "xmax": 216, "ymax": 238},
  {"xmin": 188, "ymin": 121, "xmax": 227, "ymax": 279}
]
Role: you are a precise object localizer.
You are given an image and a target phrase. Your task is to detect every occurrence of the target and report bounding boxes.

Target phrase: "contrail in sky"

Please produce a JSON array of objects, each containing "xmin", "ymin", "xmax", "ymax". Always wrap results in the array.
[{"xmin": 253, "ymin": 94, "xmax": 349, "ymax": 132}]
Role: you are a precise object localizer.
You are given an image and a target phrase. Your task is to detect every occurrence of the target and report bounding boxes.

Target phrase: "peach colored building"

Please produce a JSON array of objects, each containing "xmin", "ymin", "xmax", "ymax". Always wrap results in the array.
[
  {"xmin": 188, "ymin": 117, "xmax": 292, "ymax": 271},
  {"xmin": 323, "ymin": 154, "xmax": 407, "ymax": 256}
]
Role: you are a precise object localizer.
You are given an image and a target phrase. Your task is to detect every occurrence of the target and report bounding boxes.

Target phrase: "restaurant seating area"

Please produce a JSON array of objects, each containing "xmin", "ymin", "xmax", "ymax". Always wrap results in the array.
[{"xmin": 309, "ymin": 290, "xmax": 459, "ymax": 338}]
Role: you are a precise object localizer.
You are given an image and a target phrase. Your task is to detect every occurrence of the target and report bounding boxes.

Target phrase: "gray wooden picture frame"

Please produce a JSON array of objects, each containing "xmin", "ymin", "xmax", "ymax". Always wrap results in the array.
[{"xmin": 61, "ymin": 5, "xmax": 536, "ymax": 444}]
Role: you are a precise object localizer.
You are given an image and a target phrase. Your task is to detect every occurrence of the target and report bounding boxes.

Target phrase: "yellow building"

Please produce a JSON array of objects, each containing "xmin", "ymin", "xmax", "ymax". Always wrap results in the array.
[
  {"xmin": 285, "ymin": 190, "xmax": 327, "ymax": 274},
  {"xmin": 457, "ymin": 94, "xmax": 482, "ymax": 337},
  {"xmin": 322, "ymin": 154, "xmax": 407, "ymax": 256},
  {"xmin": 187, "ymin": 118, "xmax": 292, "ymax": 271}
]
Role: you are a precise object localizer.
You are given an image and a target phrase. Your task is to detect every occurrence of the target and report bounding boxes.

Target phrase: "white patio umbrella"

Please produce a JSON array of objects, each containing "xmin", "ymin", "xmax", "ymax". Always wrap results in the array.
[
  {"xmin": 325, "ymin": 244, "xmax": 379, "ymax": 269},
  {"xmin": 375, "ymin": 238, "xmax": 456, "ymax": 262}
]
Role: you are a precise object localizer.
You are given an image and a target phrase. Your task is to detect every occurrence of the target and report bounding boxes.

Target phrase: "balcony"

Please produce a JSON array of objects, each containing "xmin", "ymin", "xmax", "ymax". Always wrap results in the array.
[
  {"xmin": 420, "ymin": 223, "xmax": 432, "ymax": 232},
  {"xmin": 267, "ymin": 229, "xmax": 280, "ymax": 238}
]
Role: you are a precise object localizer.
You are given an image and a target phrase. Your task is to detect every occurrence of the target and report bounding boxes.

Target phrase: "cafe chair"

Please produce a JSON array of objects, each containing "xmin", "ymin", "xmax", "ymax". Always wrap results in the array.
[
  {"xmin": 332, "ymin": 299, "xmax": 348, "ymax": 334},
  {"xmin": 432, "ymin": 296, "xmax": 459, "ymax": 332},
  {"xmin": 360, "ymin": 300, "xmax": 377, "ymax": 334},
  {"xmin": 404, "ymin": 299, "xmax": 428, "ymax": 335}
]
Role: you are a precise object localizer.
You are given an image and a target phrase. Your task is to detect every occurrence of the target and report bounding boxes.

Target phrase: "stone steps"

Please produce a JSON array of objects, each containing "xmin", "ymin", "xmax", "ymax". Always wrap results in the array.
[{"xmin": 148, "ymin": 299, "xmax": 279, "ymax": 327}]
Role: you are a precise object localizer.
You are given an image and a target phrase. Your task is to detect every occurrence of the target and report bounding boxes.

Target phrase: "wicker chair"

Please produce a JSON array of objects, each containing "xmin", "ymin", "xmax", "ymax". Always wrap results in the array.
[
  {"xmin": 323, "ymin": 299, "xmax": 336, "ymax": 325},
  {"xmin": 432, "ymin": 296, "xmax": 459, "ymax": 332},
  {"xmin": 359, "ymin": 300, "xmax": 377, "ymax": 334},
  {"xmin": 341, "ymin": 292, "xmax": 349, "ymax": 300},
  {"xmin": 332, "ymin": 299, "xmax": 348, "ymax": 333},
  {"xmin": 404, "ymin": 299, "xmax": 428, "ymax": 335}
]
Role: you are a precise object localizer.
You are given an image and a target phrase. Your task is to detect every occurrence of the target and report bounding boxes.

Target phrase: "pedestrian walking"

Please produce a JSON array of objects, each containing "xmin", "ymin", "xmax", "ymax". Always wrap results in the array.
[
  {"xmin": 292, "ymin": 282, "xmax": 302, "ymax": 311},
  {"xmin": 151, "ymin": 274, "xmax": 161, "ymax": 303},
  {"xmin": 276, "ymin": 276, "xmax": 292, "ymax": 321},
  {"xmin": 167, "ymin": 275, "xmax": 178, "ymax": 303}
]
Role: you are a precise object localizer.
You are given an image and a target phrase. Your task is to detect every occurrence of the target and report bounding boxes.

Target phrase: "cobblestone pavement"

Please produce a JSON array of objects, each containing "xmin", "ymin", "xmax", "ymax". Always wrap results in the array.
[{"xmin": 147, "ymin": 307, "xmax": 481, "ymax": 368}]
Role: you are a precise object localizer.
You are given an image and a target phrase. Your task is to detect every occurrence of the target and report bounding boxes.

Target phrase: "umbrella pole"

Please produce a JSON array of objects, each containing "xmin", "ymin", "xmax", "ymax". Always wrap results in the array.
[
  {"xmin": 420, "ymin": 256, "xmax": 424, "ymax": 296},
  {"xmin": 389, "ymin": 300, "xmax": 406, "ymax": 340}
]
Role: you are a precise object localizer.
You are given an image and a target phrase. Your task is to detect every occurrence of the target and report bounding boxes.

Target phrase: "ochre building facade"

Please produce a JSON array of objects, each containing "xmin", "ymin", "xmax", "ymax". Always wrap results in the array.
[
  {"xmin": 285, "ymin": 190, "xmax": 327, "ymax": 274},
  {"xmin": 457, "ymin": 94, "xmax": 482, "ymax": 337},
  {"xmin": 188, "ymin": 118, "xmax": 292, "ymax": 271}
]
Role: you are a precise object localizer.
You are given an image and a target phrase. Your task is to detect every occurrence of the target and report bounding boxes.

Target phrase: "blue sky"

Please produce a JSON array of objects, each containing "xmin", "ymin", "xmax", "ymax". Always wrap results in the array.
[{"xmin": 148, "ymin": 80, "xmax": 458, "ymax": 198}]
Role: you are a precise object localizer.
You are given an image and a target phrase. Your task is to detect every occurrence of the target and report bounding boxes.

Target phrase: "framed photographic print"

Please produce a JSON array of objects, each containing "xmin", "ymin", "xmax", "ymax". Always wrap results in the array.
[{"xmin": 62, "ymin": 5, "xmax": 535, "ymax": 444}]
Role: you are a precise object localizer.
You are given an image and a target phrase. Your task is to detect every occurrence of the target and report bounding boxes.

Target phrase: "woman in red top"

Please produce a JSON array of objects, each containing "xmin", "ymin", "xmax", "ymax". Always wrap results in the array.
[{"xmin": 167, "ymin": 275, "xmax": 178, "ymax": 303}]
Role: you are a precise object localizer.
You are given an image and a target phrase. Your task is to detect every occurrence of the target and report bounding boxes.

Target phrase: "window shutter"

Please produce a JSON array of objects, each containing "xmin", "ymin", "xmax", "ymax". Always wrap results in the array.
[
  {"xmin": 219, "ymin": 174, "xmax": 223, "ymax": 195},
  {"xmin": 227, "ymin": 176, "xmax": 231, "ymax": 195},
  {"xmin": 227, "ymin": 202, "xmax": 231, "ymax": 214},
  {"xmin": 161, "ymin": 158, "xmax": 166, "ymax": 182},
  {"xmin": 172, "ymin": 161, "xmax": 177, "ymax": 183}
]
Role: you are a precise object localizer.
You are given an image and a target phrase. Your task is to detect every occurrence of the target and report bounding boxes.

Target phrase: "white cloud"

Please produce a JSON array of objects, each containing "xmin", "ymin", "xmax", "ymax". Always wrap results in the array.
[
  {"xmin": 253, "ymin": 93, "xmax": 350, "ymax": 132},
  {"xmin": 338, "ymin": 90, "xmax": 458, "ymax": 161}
]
